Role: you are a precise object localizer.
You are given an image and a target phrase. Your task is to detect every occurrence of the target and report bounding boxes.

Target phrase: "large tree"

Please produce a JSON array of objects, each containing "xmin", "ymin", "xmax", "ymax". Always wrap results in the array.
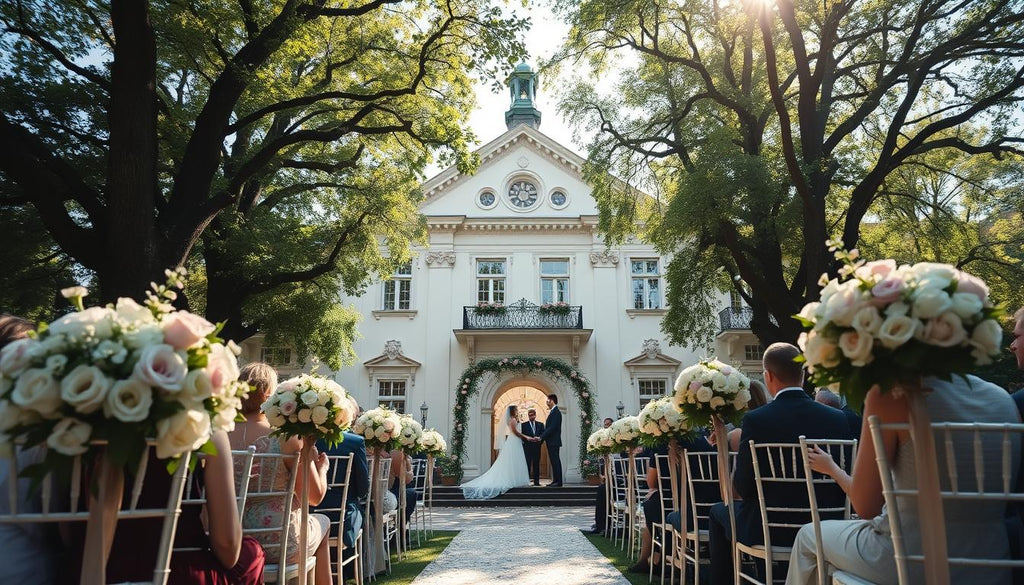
[
  {"xmin": 554, "ymin": 0, "xmax": 1024, "ymax": 347},
  {"xmin": 1, "ymin": 0, "xmax": 525, "ymax": 362}
]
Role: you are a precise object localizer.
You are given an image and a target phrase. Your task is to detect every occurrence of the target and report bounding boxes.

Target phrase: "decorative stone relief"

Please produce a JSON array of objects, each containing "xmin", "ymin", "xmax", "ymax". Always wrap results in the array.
[
  {"xmin": 425, "ymin": 250, "xmax": 456, "ymax": 267},
  {"xmin": 384, "ymin": 340, "xmax": 402, "ymax": 360},
  {"xmin": 642, "ymin": 339, "xmax": 660, "ymax": 359},
  {"xmin": 517, "ymin": 156, "xmax": 530, "ymax": 168},
  {"xmin": 589, "ymin": 249, "xmax": 620, "ymax": 267}
]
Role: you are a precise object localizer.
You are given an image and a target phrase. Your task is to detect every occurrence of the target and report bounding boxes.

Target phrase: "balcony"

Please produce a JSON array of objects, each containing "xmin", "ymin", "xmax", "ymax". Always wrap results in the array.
[
  {"xmin": 718, "ymin": 307, "xmax": 753, "ymax": 332},
  {"xmin": 462, "ymin": 298, "xmax": 584, "ymax": 330}
]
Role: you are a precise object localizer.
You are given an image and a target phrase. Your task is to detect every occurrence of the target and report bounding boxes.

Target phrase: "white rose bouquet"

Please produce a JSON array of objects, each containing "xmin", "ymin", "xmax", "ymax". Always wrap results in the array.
[
  {"xmin": 262, "ymin": 373, "xmax": 355, "ymax": 447},
  {"xmin": 672, "ymin": 358, "xmax": 752, "ymax": 427},
  {"xmin": 586, "ymin": 427, "xmax": 614, "ymax": 455},
  {"xmin": 0, "ymin": 270, "xmax": 249, "ymax": 472},
  {"xmin": 638, "ymin": 396, "xmax": 693, "ymax": 446},
  {"xmin": 351, "ymin": 406, "xmax": 404, "ymax": 451},
  {"xmin": 795, "ymin": 242, "xmax": 1004, "ymax": 409},
  {"xmin": 397, "ymin": 415, "xmax": 424, "ymax": 454},
  {"xmin": 608, "ymin": 415, "xmax": 641, "ymax": 451},
  {"xmin": 418, "ymin": 429, "xmax": 447, "ymax": 455}
]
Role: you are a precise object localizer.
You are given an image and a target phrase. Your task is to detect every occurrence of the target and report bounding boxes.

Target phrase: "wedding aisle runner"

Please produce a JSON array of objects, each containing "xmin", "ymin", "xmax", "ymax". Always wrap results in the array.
[{"xmin": 412, "ymin": 507, "xmax": 630, "ymax": 585}]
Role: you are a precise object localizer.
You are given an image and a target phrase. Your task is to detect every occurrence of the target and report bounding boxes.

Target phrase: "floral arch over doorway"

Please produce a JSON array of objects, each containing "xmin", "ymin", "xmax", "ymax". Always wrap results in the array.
[{"xmin": 450, "ymin": 355, "xmax": 596, "ymax": 470}]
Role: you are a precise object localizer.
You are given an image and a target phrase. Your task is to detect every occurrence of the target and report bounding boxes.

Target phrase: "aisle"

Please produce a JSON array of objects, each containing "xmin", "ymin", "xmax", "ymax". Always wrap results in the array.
[{"xmin": 411, "ymin": 506, "xmax": 630, "ymax": 585}]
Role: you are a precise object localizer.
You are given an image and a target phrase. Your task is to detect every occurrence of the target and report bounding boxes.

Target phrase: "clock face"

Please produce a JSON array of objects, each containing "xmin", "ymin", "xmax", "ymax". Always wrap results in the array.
[{"xmin": 508, "ymin": 180, "xmax": 538, "ymax": 208}]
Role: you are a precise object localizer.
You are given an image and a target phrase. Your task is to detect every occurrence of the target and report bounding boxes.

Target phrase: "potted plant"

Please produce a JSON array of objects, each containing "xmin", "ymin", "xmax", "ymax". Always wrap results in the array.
[
  {"xmin": 436, "ymin": 453, "xmax": 463, "ymax": 486},
  {"xmin": 538, "ymin": 301, "xmax": 571, "ymax": 315},
  {"xmin": 472, "ymin": 302, "xmax": 507, "ymax": 316},
  {"xmin": 581, "ymin": 455, "xmax": 602, "ymax": 485}
]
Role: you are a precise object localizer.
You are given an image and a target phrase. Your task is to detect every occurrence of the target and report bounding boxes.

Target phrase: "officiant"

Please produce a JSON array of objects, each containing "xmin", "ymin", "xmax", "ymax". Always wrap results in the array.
[{"xmin": 521, "ymin": 408, "xmax": 544, "ymax": 486}]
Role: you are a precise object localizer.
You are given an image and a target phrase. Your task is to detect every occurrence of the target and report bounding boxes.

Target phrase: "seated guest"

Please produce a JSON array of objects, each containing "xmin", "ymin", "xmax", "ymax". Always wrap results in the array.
[
  {"xmin": 816, "ymin": 388, "xmax": 862, "ymax": 437},
  {"xmin": 0, "ymin": 314, "xmax": 60, "ymax": 584},
  {"xmin": 315, "ymin": 423, "xmax": 369, "ymax": 583},
  {"xmin": 603, "ymin": 417, "xmax": 614, "ymax": 429},
  {"xmin": 708, "ymin": 343, "xmax": 854, "ymax": 584},
  {"xmin": 229, "ymin": 363, "xmax": 332, "ymax": 585},
  {"xmin": 789, "ymin": 372, "xmax": 1021, "ymax": 584},
  {"xmin": 723, "ymin": 379, "xmax": 770, "ymax": 450},
  {"xmin": 387, "ymin": 449, "xmax": 418, "ymax": 529}
]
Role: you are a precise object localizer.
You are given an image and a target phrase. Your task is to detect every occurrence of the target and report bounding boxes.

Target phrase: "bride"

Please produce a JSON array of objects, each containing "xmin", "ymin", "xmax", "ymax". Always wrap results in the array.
[{"xmin": 461, "ymin": 405, "xmax": 531, "ymax": 499}]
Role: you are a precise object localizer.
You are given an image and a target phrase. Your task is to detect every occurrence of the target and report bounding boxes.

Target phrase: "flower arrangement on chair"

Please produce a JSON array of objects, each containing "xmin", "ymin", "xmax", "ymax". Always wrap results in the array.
[
  {"xmin": 351, "ymin": 406, "xmax": 404, "ymax": 452},
  {"xmin": 637, "ymin": 396, "xmax": 693, "ymax": 447},
  {"xmin": 672, "ymin": 358, "xmax": 752, "ymax": 428},
  {"xmin": 262, "ymin": 373, "xmax": 355, "ymax": 448},
  {"xmin": 417, "ymin": 429, "xmax": 447, "ymax": 455},
  {"xmin": 397, "ymin": 415, "xmax": 424, "ymax": 454}
]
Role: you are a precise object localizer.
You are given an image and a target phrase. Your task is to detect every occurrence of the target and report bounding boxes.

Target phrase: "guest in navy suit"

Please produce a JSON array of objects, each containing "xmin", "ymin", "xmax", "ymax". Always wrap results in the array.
[
  {"xmin": 520, "ymin": 409, "xmax": 545, "ymax": 486},
  {"xmin": 707, "ymin": 343, "xmax": 854, "ymax": 584},
  {"xmin": 540, "ymin": 394, "xmax": 563, "ymax": 486},
  {"xmin": 315, "ymin": 431, "xmax": 369, "ymax": 582}
]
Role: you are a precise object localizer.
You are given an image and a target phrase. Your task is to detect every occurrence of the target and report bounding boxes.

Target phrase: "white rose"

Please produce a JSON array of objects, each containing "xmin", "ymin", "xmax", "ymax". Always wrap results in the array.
[
  {"xmin": 104, "ymin": 378, "xmax": 154, "ymax": 422},
  {"xmin": 44, "ymin": 354, "xmax": 69, "ymax": 376},
  {"xmin": 877, "ymin": 314, "xmax": 918, "ymax": 349},
  {"xmin": 374, "ymin": 427, "xmax": 389, "ymax": 441},
  {"xmin": 969, "ymin": 319, "xmax": 1003, "ymax": 365},
  {"xmin": 92, "ymin": 340, "xmax": 128, "ymax": 365},
  {"xmin": 0, "ymin": 400, "xmax": 28, "ymax": 432},
  {"xmin": 46, "ymin": 418, "xmax": 92, "ymax": 456},
  {"xmin": 823, "ymin": 284, "xmax": 864, "ymax": 327},
  {"xmin": 121, "ymin": 323, "xmax": 165, "ymax": 350},
  {"xmin": 911, "ymin": 262, "xmax": 956, "ymax": 290},
  {"xmin": 278, "ymin": 391, "xmax": 297, "ymax": 405},
  {"xmin": 912, "ymin": 288, "xmax": 952, "ymax": 320},
  {"xmin": 885, "ymin": 302, "xmax": 911, "ymax": 317},
  {"xmin": 211, "ymin": 406, "xmax": 237, "ymax": 433},
  {"xmin": 949, "ymin": 292, "xmax": 983, "ymax": 321},
  {"xmin": 114, "ymin": 297, "xmax": 156, "ymax": 324},
  {"xmin": 312, "ymin": 406, "xmax": 329, "ymax": 425},
  {"xmin": 155, "ymin": 409, "xmax": 211, "ymax": 459},
  {"xmin": 180, "ymin": 369, "xmax": 214, "ymax": 406},
  {"xmin": 132, "ymin": 344, "xmax": 188, "ymax": 392},
  {"xmin": 61, "ymin": 365, "xmax": 111, "ymax": 414},
  {"xmin": 695, "ymin": 387, "xmax": 713, "ymax": 403},
  {"xmin": 298, "ymin": 409, "xmax": 313, "ymax": 423},
  {"xmin": 301, "ymin": 390, "xmax": 319, "ymax": 406},
  {"xmin": 851, "ymin": 306, "xmax": 883, "ymax": 336},
  {"xmin": 724, "ymin": 375, "xmax": 741, "ymax": 395},
  {"xmin": 48, "ymin": 307, "xmax": 116, "ymax": 340},
  {"xmin": 11, "ymin": 368, "xmax": 62, "ymax": 417},
  {"xmin": 918, "ymin": 311, "xmax": 967, "ymax": 348},
  {"xmin": 797, "ymin": 302, "xmax": 820, "ymax": 324},
  {"xmin": 36, "ymin": 334, "xmax": 68, "ymax": 356},
  {"xmin": 709, "ymin": 371, "xmax": 727, "ymax": 390},
  {"xmin": 838, "ymin": 330, "xmax": 874, "ymax": 367},
  {"xmin": 819, "ymin": 278, "xmax": 840, "ymax": 303},
  {"xmin": 316, "ymin": 390, "xmax": 330, "ymax": 406},
  {"xmin": 710, "ymin": 396, "xmax": 726, "ymax": 410},
  {"xmin": 0, "ymin": 338, "xmax": 39, "ymax": 377},
  {"xmin": 736, "ymin": 389, "xmax": 751, "ymax": 404},
  {"xmin": 733, "ymin": 396, "xmax": 748, "ymax": 410},
  {"xmin": 803, "ymin": 332, "xmax": 841, "ymax": 369}
]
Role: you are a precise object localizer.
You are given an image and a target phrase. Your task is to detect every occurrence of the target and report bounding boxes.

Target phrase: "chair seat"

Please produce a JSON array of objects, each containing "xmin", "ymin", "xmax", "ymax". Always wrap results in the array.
[
  {"xmin": 736, "ymin": 541, "xmax": 792, "ymax": 561},
  {"xmin": 686, "ymin": 528, "xmax": 708, "ymax": 542},
  {"xmin": 831, "ymin": 570, "xmax": 878, "ymax": 585},
  {"xmin": 263, "ymin": 555, "xmax": 318, "ymax": 583}
]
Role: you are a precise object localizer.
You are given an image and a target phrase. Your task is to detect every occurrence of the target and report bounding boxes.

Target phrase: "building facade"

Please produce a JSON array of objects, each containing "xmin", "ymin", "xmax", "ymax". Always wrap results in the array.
[{"xmin": 242, "ymin": 64, "xmax": 759, "ymax": 481}]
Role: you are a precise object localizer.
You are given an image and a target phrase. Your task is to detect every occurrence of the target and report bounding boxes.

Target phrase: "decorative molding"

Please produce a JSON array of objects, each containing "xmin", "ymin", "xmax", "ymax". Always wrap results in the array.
[
  {"xmin": 626, "ymin": 308, "xmax": 668, "ymax": 319},
  {"xmin": 466, "ymin": 336, "xmax": 476, "ymax": 365},
  {"xmin": 425, "ymin": 250, "xmax": 456, "ymax": 267},
  {"xmin": 642, "ymin": 338, "xmax": 660, "ymax": 359},
  {"xmin": 572, "ymin": 336, "xmax": 581, "ymax": 366},
  {"xmin": 589, "ymin": 249, "xmax": 620, "ymax": 267},
  {"xmin": 516, "ymin": 156, "xmax": 530, "ymax": 168},
  {"xmin": 371, "ymin": 310, "xmax": 417, "ymax": 320},
  {"xmin": 384, "ymin": 340, "xmax": 402, "ymax": 360}
]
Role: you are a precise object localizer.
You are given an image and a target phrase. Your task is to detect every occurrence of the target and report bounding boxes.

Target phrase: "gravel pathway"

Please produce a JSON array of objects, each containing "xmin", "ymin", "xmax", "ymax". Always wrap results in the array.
[{"xmin": 411, "ymin": 507, "xmax": 631, "ymax": 585}]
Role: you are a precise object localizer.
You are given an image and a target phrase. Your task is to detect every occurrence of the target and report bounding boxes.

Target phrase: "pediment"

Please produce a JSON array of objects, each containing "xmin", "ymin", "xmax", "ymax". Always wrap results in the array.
[
  {"xmin": 623, "ymin": 352, "xmax": 683, "ymax": 368},
  {"xmin": 363, "ymin": 353, "xmax": 421, "ymax": 368}
]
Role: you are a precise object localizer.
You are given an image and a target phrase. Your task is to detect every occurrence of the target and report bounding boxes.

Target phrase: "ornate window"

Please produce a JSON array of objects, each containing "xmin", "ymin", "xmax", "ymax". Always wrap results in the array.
[
  {"xmin": 507, "ymin": 179, "xmax": 538, "ymax": 209},
  {"xmin": 260, "ymin": 347, "xmax": 293, "ymax": 367},
  {"xmin": 377, "ymin": 380, "xmax": 406, "ymax": 413},
  {"xmin": 730, "ymin": 289, "xmax": 743, "ymax": 311},
  {"xmin": 540, "ymin": 259, "xmax": 569, "ymax": 304},
  {"xmin": 477, "ymin": 259, "xmax": 506, "ymax": 304},
  {"xmin": 630, "ymin": 259, "xmax": 662, "ymax": 309},
  {"xmin": 478, "ymin": 189, "xmax": 497, "ymax": 209},
  {"xmin": 549, "ymin": 189, "xmax": 568, "ymax": 209},
  {"xmin": 744, "ymin": 344, "xmax": 765, "ymax": 361},
  {"xmin": 637, "ymin": 379, "xmax": 666, "ymax": 409},
  {"xmin": 382, "ymin": 262, "xmax": 412, "ymax": 310}
]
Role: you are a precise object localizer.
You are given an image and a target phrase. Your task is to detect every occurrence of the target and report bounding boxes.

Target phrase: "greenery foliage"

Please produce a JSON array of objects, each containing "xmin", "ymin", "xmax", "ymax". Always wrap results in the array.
[
  {"xmin": 449, "ymin": 355, "xmax": 597, "ymax": 472},
  {"xmin": 435, "ymin": 453, "xmax": 463, "ymax": 482}
]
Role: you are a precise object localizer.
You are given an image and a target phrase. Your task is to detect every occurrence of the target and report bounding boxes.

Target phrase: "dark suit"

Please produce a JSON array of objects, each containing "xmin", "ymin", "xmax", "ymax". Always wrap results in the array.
[
  {"xmin": 709, "ymin": 388, "xmax": 853, "ymax": 584},
  {"xmin": 315, "ymin": 432, "xmax": 369, "ymax": 579},
  {"xmin": 540, "ymin": 405, "xmax": 563, "ymax": 485},
  {"xmin": 521, "ymin": 418, "xmax": 545, "ymax": 485},
  {"xmin": 841, "ymin": 406, "xmax": 863, "ymax": 438}
]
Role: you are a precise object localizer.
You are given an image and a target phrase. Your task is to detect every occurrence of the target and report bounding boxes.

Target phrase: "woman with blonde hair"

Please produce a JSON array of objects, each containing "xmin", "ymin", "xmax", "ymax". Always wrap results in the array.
[{"xmin": 230, "ymin": 363, "xmax": 333, "ymax": 585}]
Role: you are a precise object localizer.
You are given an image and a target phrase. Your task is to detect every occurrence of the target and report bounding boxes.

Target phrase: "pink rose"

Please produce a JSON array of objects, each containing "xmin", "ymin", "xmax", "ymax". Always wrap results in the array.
[
  {"xmin": 161, "ymin": 312, "xmax": 215, "ymax": 350},
  {"xmin": 855, "ymin": 259, "xmax": 896, "ymax": 280},
  {"xmin": 870, "ymin": 277, "xmax": 905, "ymax": 305},
  {"xmin": 0, "ymin": 338, "xmax": 39, "ymax": 377},
  {"xmin": 133, "ymin": 344, "xmax": 188, "ymax": 392},
  {"xmin": 688, "ymin": 380, "xmax": 702, "ymax": 392},
  {"xmin": 280, "ymin": 400, "xmax": 297, "ymax": 416},
  {"xmin": 955, "ymin": 271, "xmax": 989, "ymax": 302},
  {"xmin": 720, "ymin": 365, "xmax": 733, "ymax": 375},
  {"xmin": 205, "ymin": 343, "xmax": 240, "ymax": 395},
  {"xmin": 461, "ymin": 390, "xmax": 467, "ymax": 394}
]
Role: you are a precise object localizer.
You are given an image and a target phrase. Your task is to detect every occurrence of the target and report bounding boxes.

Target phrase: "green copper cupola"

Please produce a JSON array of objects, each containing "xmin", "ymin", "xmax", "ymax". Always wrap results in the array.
[{"xmin": 504, "ymin": 62, "xmax": 542, "ymax": 130}]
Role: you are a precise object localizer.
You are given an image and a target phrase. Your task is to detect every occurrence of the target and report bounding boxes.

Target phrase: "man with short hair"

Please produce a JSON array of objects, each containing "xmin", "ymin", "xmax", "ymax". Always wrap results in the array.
[
  {"xmin": 540, "ymin": 393, "xmax": 563, "ymax": 487},
  {"xmin": 816, "ymin": 388, "xmax": 862, "ymax": 437},
  {"xmin": 706, "ymin": 343, "xmax": 854, "ymax": 584},
  {"xmin": 521, "ymin": 408, "xmax": 545, "ymax": 486},
  {"xmin": 603, "ymin": 417, "xmax": 614, "ymax": 428}
]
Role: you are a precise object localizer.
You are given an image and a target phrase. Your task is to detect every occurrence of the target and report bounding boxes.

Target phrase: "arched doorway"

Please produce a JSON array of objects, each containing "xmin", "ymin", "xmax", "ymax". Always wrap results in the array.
[{"xmin": 490, "ymin": 382, "xmax": 551, "ymax": 480}]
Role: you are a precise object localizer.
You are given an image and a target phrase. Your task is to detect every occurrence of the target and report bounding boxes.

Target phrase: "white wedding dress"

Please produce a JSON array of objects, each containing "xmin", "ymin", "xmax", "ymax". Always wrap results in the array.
[{"xmin": 461, "ymin": 414, "xmax": 530, "ymax": 500}]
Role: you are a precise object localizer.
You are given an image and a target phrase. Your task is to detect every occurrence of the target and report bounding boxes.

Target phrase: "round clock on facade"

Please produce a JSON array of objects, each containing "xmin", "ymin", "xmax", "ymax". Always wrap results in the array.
[{"xmin": 507, "ymin": 180, "xmax": 538, "ymax": 208}]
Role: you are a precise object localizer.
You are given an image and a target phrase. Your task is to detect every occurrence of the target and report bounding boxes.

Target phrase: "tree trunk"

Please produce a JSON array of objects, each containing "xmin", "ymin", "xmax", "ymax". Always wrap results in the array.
[{"xmin": 100, "ymin": 0, "xmax": 159, "ymax": 301}]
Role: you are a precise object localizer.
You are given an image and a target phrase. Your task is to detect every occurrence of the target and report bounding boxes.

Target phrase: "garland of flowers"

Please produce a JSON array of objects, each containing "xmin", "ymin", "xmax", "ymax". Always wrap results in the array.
[{"xmin": 450, "ymin": 355, "xmax": 596, "ymax": 471}]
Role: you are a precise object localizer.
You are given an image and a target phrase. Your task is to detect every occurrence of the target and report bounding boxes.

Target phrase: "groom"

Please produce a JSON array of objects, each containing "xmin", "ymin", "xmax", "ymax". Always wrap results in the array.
[
  {"xmin": 540, "ymin": 394, "xmax": 563, "ymax": 487},
  {"xmin": 521, "ymin": 408, "xmax": 545, "ymax": 486}
]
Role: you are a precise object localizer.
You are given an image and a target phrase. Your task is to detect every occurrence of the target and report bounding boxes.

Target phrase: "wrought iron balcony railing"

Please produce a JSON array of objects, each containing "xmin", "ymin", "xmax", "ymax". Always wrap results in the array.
[
  {"xmin": 718, "ymin": 307, "xmax": 753, "ymax": 332},
  {"xmin": 463, "ymin": 298, "xmax": 583, "ymax": 330}
]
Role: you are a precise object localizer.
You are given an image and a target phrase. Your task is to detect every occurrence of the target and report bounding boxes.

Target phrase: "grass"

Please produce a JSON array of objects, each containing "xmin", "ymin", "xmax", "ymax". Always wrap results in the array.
[
  {"xmin": 371, "ymin": 530, "xmax": 458, "ymax": 585},
  {"xmin": 582, "ymin": 532, "xmax": 652, "ymax": 585}
]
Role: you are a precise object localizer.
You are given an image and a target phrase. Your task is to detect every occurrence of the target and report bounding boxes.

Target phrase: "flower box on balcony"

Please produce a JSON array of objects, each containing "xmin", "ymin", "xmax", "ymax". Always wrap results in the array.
[
  {"xmin": 473, "ymin": 303, "xmax": 507, "ymax": 316},
  {"xmin": 538, "ymin": 302, "xmax": 571, "ymax": 315}
]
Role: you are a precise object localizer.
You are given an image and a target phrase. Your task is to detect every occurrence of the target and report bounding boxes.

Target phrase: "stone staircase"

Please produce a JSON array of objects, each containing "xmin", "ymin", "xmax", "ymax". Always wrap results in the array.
[{"xmin": 430, "ymin": 483, "xmax": 599, "ymax": 507}]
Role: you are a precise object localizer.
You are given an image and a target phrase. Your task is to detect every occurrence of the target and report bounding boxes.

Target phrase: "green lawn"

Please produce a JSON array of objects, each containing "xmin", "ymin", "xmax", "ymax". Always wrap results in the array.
[
  {"xmin": 371, "ymin": 530, "xmax": 458, "ymax": 585},
  {"xmin": 582, "ymin": 532, "xmax": 653, "ymax": 585}
]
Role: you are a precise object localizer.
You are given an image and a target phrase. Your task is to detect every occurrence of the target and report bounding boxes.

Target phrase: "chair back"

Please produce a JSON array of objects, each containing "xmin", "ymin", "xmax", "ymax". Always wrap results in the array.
[
  {"xmin": 1, "ymin": 442, "xmax": 191, "ymax": 585},
  {"xmin": 798, "ymin": 437, "xmax": 857, "ymax": 582},
  {"xmin": 868, "ymin": 417, "xmax": 1024, "ymax": 583},
  {"xmin": 242, "ymin": 450, "xmax": 301, "ymax": 567},
  {"xmin": 633, "ymin": 456, "xmax": 652, "ymax": 500},
  {"xmin": 610, "ymin": 457, "xmax": 630, "ymax": 503},
  {"xmin": 684, "ymin": 450, "xmax": 727, "ymax": 533},
  {"xmin": 180, "ymin": 446, "xmax": 256, "ymax": 528},
  {"xmin": 748, "ymin": 441, "xmax": 847, "ymax": 549},
  {"xmin": 653, "ymin": 453, "xmax": 677, "ymax": 522},
  {"xmin": 321, "ymin": 454, "xmax": 355, "ymax": 537},
  {"xmin": 411, "ymin": 458, "xmax": 429, "ymax": 496}
]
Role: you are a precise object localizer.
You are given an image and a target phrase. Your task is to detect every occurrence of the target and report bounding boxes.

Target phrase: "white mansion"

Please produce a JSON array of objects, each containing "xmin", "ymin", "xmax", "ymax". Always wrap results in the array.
[{"xmin": 241, "ymin": 64, "xmax": 761, "ymax": 481}]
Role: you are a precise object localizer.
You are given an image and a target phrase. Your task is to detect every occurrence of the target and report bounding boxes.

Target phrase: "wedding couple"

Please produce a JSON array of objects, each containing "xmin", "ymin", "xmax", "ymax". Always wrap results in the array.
[{"xmin": 461, "ymin": 394, "xmax": 563, "ymax": 500}]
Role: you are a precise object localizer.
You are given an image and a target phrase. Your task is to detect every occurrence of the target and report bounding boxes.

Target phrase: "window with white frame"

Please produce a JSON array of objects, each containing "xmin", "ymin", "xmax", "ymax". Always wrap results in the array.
[
  {"xmin": 260, "ymin": 347, "xmax": 293, "ymax": 367},
  {"xmin": 637, "ymin": 379, "xmax": 666, "ymax": 409},
  {"xmin": 540, "ymin": 259, "xmax": 569, "ymax": 304},
  {"xmin": 744, "ymin": 344, "xmax": 764, "ymax": 361},
  {"xmin": 381, "ymin": 262, "xmax": 412, "ymax": 311},
  {"xmin": 730, "ymin": 289, "xmax": 744, "ymax": 311},
  {"xmin": 476, "ymin": 259, "xmax": 506, "ymax": 304},
  {"xmin": 630, "ymin": 259, "xmax": 663, "ymax": 309},
  {"xmin": 377, "ymin": 380, "xmax": 406, "ymax": 413}
]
